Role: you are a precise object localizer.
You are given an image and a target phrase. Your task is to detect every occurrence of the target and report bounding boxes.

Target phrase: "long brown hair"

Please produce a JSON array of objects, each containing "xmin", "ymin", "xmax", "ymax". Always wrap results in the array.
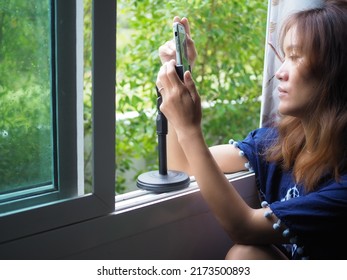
[{"xmin": 266, "ymin": 1, "xmax": 347, "ymax": 192}]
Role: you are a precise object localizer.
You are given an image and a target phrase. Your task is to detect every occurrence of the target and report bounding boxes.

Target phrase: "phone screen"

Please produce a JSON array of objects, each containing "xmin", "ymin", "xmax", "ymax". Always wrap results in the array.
[{"xmin": 173, "ymin": 23, "xmax": 190, "ymax": 74}]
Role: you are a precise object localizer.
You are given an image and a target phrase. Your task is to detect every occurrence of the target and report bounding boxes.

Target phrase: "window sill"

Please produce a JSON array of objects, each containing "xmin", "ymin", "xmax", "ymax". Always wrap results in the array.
[{"xmin": 115, "ymin": 171, "xmax": 259, "ymax": 213}]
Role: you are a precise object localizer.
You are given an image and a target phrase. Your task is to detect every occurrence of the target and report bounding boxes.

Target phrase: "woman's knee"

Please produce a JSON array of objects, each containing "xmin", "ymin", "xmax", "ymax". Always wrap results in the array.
[{"xmin": 225, "ymin": 244, "xmax": 288, "ymax": 260}]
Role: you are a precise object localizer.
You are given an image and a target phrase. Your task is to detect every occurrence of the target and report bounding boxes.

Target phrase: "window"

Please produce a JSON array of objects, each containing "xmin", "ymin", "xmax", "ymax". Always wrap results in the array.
[
  {"xmin": 116, "ymin": 1, "xmax": 267, "ymax": 194},
  {"xmin": 0, "ymin": 0, "xmax": 265, "ymax": 260},
  {"xmin": 0, "ymin": 1, "xmax": 53, "ymax": 201},
  {"xmin": 0, "ymin": 0, "xmax": 115, "ymax": 244}
]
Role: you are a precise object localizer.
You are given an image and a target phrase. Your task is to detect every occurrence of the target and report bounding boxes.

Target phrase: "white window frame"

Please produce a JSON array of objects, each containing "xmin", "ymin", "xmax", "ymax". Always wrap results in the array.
[{"xmin": 0, "ymin": 0, "xmax": 116, "ymax": 244}]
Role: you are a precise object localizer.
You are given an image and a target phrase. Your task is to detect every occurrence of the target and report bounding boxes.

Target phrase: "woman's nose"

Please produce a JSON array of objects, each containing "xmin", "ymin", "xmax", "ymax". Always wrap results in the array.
[{"xmin": 275, "ymin": 64, "xmax": 288, "ymax": 81}]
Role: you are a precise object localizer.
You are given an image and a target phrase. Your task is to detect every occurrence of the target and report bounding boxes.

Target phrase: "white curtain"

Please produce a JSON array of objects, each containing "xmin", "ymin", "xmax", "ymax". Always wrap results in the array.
[{"xmin": 260, "ymin": 0, "xmax": 324, "ymax": 127}]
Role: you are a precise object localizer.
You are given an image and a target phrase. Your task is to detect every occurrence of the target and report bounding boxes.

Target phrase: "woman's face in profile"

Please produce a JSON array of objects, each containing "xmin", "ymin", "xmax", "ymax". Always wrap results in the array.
[{"xmin": 275, "ymin": 26, "xmax": 319, "ymax": 119}]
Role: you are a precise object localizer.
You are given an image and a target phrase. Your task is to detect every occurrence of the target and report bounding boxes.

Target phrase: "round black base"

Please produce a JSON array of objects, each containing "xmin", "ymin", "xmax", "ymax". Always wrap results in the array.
[{"xmin": 137, "ymin": 170, "xmax": 190, "ymax": 193}]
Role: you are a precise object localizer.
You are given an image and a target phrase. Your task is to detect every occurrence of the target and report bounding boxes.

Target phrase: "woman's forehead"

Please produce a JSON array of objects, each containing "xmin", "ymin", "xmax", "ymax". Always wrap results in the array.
[{"xmin": 283, "ymin": 27, "xmax": 301, "ymax": 51}]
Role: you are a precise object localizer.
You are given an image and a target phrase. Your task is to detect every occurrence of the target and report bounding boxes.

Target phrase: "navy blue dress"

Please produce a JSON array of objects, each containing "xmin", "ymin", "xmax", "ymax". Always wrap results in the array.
[{"xmin": 236, "ymin": 127, "xmax": 347, "ymax": 259}]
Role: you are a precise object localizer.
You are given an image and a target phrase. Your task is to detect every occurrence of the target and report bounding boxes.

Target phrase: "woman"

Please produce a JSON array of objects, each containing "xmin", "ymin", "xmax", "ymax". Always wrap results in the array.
[{"xmin": 156, "ymin": 0, "xmax": 347, "ymax": 259}]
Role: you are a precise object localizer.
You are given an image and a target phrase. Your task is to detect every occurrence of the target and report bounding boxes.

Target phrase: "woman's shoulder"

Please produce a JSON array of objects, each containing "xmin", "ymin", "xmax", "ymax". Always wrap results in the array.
[
  {"xmin": 254, "ymin": 126, "xmax": 277, "ymax": 134},
  {"xmin": 246, "ymin": 126, "xmax": 278, "ymax": 143},
  {"xmin": 319, "ymin": 174, "xmax": 347, "ymax": 192}
]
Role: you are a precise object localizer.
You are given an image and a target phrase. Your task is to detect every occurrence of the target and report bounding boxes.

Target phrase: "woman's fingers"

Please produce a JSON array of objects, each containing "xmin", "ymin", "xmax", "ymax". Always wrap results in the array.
[
  {"xmin": 184, "ymin": 71, "xmax": 200, "ymax": 106},
  {"xmin": 166, "ymin": 60, "xmax": 185, "ymax": 87},
  {"xmin": 179, "ymin": 17, "xmax": 197, "ymax": 66},
  {"xmin": 160, "ymin": 17, "xmax": 197, "ymax": 67},
  {"xmin": 156, "ymin": 62, "xmax": 172, "ymax": 92},
  {"xmin": 173, "ymin": 16, "xmax": 181, "ymax": 23},
  {"xmin": 180, "ymin": 17, "xmax": 191, "ymax": 37},
  {"xmin": 157, "ymin": 60, "xmax": 199, "ymax": 103},
  {"xmin": 158, "ymin": 40, "xmax": 176, "ymax": 65}
]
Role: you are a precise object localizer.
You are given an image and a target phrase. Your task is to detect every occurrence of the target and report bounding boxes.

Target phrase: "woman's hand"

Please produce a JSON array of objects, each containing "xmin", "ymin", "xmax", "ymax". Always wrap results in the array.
[
  {"xmin": 156, "ymin": 59, "xmax": 202, "ymax": 142},
  {"xmin": 158, "ymin": 17, "xmax": 197, "ymax": 69}
]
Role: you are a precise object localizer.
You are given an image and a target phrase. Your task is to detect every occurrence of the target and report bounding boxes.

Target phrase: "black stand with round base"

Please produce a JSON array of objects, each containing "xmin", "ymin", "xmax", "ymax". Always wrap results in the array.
[
  {"xmin": 137, "ymin": 78, "xmax": 190, "ymax": 193},
  {"xmin": 137, "ymin": 170, "xmax": 190, "ymax": 193}
]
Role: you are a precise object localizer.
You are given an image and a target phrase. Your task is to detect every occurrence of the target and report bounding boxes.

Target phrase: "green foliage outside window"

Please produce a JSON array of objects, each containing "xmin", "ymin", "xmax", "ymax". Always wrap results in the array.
[
  {"xmin": 0, "ymin": 1, "xmax": 52, "ymax": 193},
  {"xmin": 0, "ymin": 0, "xmax": 267, "ymax": 195},
  {"xmin": 115, "ymin": 0, "xmax": 267, "ymax": 193}
]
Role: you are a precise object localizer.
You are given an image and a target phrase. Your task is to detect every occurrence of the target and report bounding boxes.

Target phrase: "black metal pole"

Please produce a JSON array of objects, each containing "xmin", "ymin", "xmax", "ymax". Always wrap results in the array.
[
  {"xmin": 156, "ymin": 93, "xmax": 168, "ymax": 175},
  {"xmin": 136, "ymin": 82, "xmax": 189, "ymax": 193}
]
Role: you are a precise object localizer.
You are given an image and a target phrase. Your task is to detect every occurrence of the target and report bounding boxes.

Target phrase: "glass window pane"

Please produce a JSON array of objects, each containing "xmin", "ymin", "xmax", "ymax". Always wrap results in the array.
[
  {"xmin": 83, "ymin": 0, "xmax": 93, "ymax": 194},
  {"xmin": 0, "ymin": 1, "xmax": 53, "ymax": 195},
  {"xmin": 116, "ymin": 1, "xmax": 266, "ymax": 194}
]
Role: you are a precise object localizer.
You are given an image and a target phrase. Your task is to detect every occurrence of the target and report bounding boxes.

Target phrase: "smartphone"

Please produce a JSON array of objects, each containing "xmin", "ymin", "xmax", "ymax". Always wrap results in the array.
[{"xmin": 173, "ymin": 22, "xmax": 190, "ymax": 80}]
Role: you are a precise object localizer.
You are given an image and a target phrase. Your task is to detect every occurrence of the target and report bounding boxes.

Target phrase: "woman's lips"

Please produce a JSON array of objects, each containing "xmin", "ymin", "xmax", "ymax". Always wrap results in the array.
[{"xmin": 278, "ymin": 86, "xmax": 288, "ymax": 98}]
